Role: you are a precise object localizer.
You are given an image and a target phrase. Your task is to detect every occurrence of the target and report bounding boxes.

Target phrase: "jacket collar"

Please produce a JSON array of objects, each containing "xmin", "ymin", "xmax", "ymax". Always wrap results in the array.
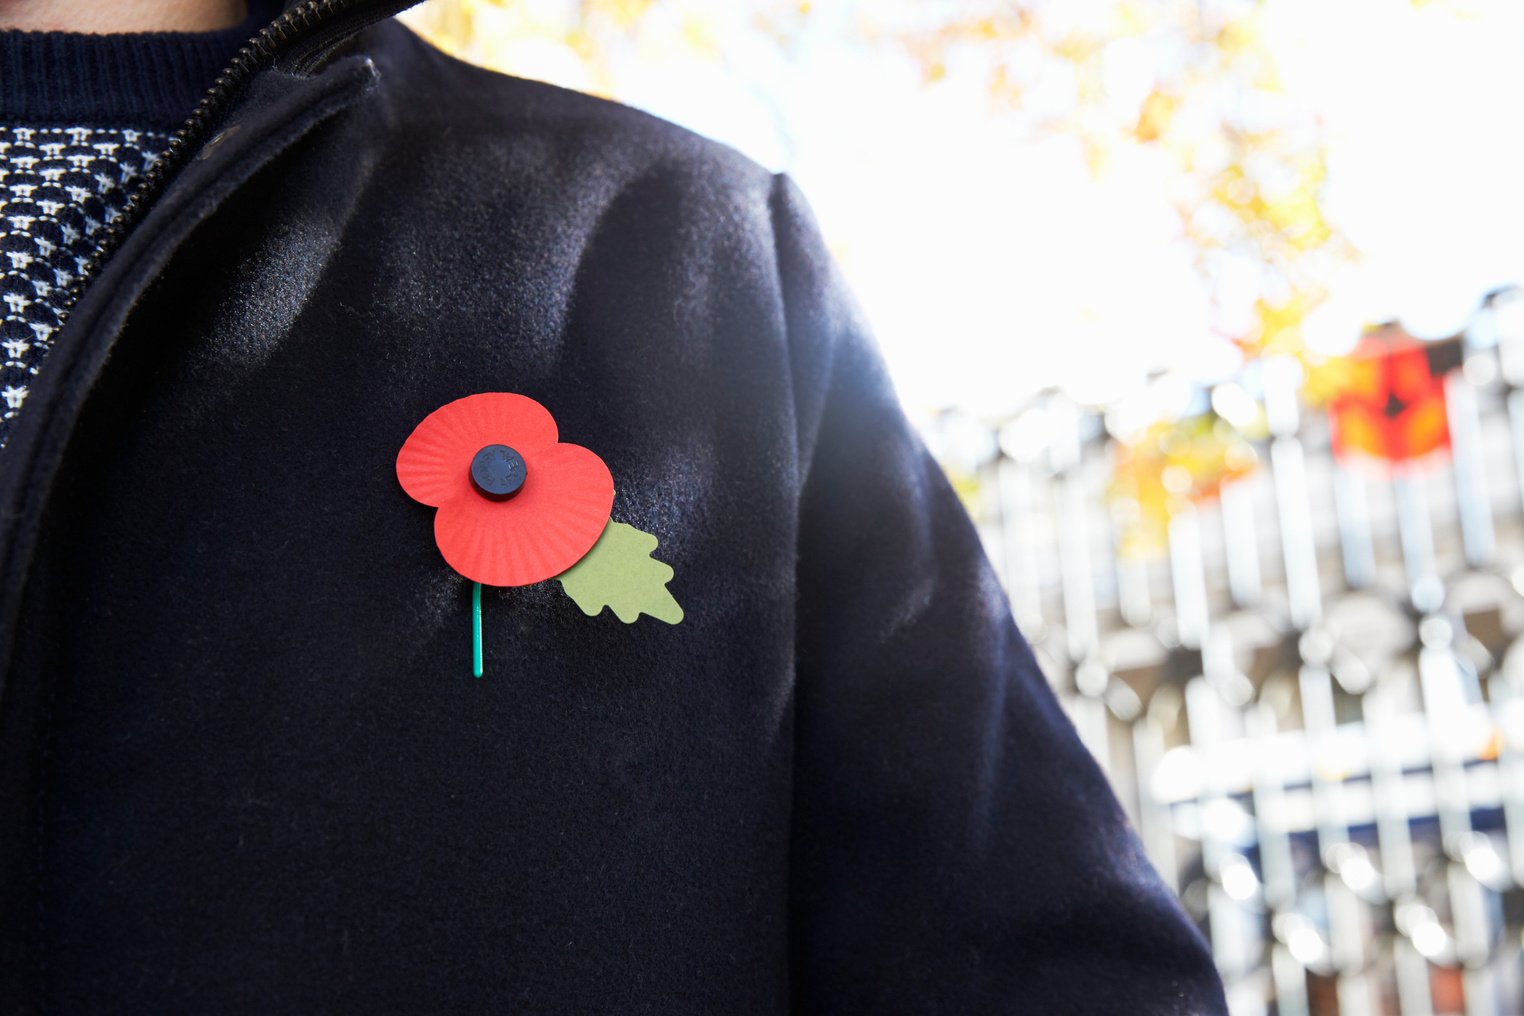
[{"xmin": 0, "ymin": 0, "xmax": 424, "ymax": 704}]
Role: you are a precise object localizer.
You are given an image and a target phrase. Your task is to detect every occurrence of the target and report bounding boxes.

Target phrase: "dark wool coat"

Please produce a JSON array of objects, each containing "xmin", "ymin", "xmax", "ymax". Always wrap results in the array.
[{"xmin": 0, "ymin": 2, "xmax": 1228, "ymax": 1012}]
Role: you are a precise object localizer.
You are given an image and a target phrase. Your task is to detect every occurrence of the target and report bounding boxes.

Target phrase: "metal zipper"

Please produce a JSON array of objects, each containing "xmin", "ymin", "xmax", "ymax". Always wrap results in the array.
[{"xmin": 62, "ymin": 0, "xmax": 397, "ymax": 309}]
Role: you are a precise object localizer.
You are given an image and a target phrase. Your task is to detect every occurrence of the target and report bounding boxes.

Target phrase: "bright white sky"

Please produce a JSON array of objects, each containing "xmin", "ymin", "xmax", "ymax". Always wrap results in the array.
[{"xmin": 424, "ymin": 0, "xmax": 1524, "ymax": 418}]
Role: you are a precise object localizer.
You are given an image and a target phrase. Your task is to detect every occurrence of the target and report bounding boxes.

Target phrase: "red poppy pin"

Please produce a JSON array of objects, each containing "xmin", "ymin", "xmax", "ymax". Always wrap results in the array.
[{"xmin": 397, "ymin": 392, "xmax": 682, "ymax": 677}]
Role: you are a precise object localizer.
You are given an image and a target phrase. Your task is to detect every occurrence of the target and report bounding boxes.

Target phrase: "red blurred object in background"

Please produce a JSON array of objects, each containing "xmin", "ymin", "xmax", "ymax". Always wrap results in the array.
[{"xmin": 1328, "ymin": 325, "xmax": 1452, "ymax": 463}]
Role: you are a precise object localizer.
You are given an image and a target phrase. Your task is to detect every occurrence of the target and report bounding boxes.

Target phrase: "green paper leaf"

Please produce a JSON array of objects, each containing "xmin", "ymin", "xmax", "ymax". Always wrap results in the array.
[{"xmin": 555, "ymin": 521, "xmax": 684, "ymax": 625}]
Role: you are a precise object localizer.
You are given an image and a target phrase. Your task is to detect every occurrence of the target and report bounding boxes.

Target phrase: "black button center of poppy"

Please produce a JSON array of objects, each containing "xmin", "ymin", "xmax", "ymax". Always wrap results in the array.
[{"xmin": 470, "ymin": 444, "xmax": 527, "ymax": 500}]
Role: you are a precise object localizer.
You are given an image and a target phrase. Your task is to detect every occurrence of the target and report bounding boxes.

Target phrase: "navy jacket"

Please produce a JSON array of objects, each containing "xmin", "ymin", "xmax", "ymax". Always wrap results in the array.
[{"xmin": 0, "ymin": 1, "xmax": 1228, "ymax": 1011}]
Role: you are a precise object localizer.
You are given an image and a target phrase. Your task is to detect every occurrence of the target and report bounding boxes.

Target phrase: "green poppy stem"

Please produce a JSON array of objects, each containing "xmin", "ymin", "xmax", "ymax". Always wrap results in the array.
[{"xmin": 472, "ymin": 581, "xmax": 484, "ymax": 679}]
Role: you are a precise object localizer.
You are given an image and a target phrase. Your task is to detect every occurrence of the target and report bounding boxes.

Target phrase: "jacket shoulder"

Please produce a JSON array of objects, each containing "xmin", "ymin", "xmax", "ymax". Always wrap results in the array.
[{"xmin": 359, "ymin": 18, "xmax": 775, "ymax": 195}]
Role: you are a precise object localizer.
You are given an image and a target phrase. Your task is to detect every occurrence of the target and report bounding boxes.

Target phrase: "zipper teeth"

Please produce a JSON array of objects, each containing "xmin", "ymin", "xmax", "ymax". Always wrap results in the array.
[{"xmin": 63, "ymin": 0, "xmax": 353, "ymax": 306}]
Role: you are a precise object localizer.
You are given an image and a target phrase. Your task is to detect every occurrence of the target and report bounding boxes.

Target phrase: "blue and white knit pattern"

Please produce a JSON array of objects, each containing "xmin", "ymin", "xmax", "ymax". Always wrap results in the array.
[{"xmin": 0, "ymin": 124, "xmax": 168, "ymax": 449}]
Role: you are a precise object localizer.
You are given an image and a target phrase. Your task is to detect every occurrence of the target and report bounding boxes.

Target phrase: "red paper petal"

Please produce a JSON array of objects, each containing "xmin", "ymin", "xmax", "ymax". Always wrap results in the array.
[
  {"xmin": 397, "ymin": 393, "xmax": 560, "ymax": 507},
  {"xmin": 434, "ymin": 442, "xmax": 615, "ymax": 586}
]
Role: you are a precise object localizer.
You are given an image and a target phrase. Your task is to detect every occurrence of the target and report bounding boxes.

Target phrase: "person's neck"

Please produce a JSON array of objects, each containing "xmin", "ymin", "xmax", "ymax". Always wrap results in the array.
[{"xmin": 0, "ymin": 0, "xmax": 250, "ymax": 33}]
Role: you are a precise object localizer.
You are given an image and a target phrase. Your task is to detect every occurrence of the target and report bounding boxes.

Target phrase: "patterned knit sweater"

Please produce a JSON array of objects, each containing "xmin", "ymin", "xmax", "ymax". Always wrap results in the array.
[{"xmin": 0, "ymin": 125, "xmax": 169, "ymax": 446}]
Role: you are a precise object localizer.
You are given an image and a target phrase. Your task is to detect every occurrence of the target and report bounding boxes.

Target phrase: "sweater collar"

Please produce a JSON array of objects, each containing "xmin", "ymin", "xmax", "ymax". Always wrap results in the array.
[{"xmin": 0, "ymin": 0, "xmax": 286, "ymax": 129}]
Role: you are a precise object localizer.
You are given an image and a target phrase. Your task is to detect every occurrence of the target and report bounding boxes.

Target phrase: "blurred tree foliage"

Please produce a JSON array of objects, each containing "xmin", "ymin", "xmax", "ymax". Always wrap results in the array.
[{"xmin": 854, "ymin": 1, "xmax": 1355, "ymax": 371}]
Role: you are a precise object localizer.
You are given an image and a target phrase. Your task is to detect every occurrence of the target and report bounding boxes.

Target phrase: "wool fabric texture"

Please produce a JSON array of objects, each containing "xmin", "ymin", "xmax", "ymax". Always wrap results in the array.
[{"xmin": 0, "ymin": 4, "xmax": 1230, "ymax": 1013}]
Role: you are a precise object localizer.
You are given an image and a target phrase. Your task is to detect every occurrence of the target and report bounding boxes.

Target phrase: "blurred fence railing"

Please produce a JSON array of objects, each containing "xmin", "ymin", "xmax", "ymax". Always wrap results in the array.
[{"xmin": 931, "ymin": 294, "xmax": 1524, "ymax": 1016}]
